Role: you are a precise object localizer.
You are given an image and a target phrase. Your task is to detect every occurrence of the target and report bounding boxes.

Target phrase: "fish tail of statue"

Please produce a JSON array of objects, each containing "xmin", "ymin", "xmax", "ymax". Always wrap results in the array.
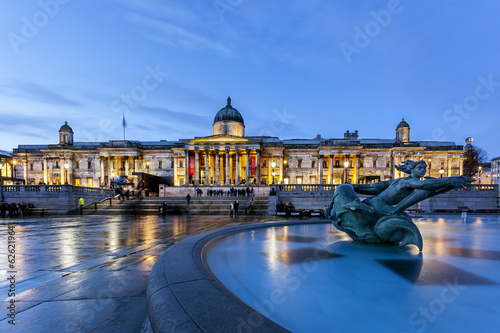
[{"xmin": 374, "ymin": 215, "xmax": 423, "ymax": 251}]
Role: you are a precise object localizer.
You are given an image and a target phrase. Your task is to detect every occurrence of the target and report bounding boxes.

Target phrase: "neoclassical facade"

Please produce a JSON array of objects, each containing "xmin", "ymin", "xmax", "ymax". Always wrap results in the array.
[{"xmin": 12, "ymin": 98, "xmax": 465, "ymax": 187}]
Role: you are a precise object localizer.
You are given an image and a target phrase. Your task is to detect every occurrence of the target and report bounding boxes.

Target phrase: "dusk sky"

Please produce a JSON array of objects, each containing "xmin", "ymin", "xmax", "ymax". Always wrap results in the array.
[{"xmin": 1, "ymin": 1, "xmax": 499, "ymax": 159}]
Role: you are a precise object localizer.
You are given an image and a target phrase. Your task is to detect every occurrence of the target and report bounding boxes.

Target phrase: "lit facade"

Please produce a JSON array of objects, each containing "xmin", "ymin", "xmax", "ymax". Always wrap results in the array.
[{"xmin": 11, "ymin": 98, "xmax": 465, "ymax": 187}]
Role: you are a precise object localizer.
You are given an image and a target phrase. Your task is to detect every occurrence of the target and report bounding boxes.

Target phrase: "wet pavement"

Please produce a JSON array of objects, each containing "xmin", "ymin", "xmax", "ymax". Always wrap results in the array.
[{"xmin": 0, "ymin": 214, "xmax": 299, "ymax": 333}]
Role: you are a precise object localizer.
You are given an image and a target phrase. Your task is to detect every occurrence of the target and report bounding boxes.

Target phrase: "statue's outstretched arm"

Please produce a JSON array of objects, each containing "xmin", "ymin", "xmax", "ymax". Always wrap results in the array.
[
  {"xmin": 354, "ymin": 180, "xmax": 393, "ymax": 195},
  {"xmin": 408, "ymin": 176, "xmax": 474, "ymax": 191}
]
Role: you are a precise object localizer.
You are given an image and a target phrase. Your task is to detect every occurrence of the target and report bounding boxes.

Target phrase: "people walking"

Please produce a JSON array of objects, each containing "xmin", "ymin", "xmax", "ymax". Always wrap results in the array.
[
  {"xmin": 234, "ymin": 200, "xmax": 239, "ymax": 217},
  {"xmin": 230, "ymin": 201, "xmax": 234, "ymax": 217}
]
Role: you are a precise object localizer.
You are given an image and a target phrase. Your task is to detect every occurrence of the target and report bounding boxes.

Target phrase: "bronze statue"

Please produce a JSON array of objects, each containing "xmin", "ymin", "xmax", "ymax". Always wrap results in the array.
[{"xmin": 324, "ymin": 160, "xmax": 474, "ymax": 251}]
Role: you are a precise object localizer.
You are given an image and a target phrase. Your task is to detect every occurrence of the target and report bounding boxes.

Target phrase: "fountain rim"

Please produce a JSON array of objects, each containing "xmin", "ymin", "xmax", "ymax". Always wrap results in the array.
[{"xmin": 145, "ymin": 219, "xmax": 328, "ymax": 332}]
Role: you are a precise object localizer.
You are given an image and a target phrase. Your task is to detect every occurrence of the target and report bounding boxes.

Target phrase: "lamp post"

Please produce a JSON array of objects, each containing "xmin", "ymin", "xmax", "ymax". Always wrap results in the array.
[
  {"xmin": 439, "ymin": 169, "xmax": 444, "ymax": 178},
  {"xmin": 478, "ymin": 166, "xmax": 482, "ymax": 184},
  {"xmin": 271, "ymin": 161, "xmax": 276, "ymax": 185},
  {"xmin": 427, "ymin": 159, "xmax": 432, "ymax": 178},
  {"xmin": 64, "ymin": 162, "xmax": 69, "ymax": 184},
  {"xmin": 344, "ymin": 161, "xmax": 350, "ymax": 184}
]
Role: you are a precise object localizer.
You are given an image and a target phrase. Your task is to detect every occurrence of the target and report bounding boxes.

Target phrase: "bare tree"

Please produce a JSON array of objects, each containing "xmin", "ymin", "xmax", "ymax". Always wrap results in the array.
[{"xmin": 463, "ymin": 145, "xmax": 488, "ymax": 178}]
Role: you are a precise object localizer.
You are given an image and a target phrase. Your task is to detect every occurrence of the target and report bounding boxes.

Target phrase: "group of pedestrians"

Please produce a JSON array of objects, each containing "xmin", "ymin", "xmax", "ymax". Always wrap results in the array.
[
  {"xmin": 0, "ymin": 201, "xmax": 32, "ymax": 218},
  {"xmin": 230, "ymin": 200, "xmax": 239, "ymax": 217}
]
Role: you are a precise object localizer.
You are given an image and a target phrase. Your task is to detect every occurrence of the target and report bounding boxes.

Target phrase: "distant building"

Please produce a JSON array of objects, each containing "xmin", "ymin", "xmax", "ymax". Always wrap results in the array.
[
  {"xmin": 12, "ymin": 98, "xmax": 465, "ymax": 187},
  {"xmin": 0, "ymin": 150, "xmax": 16, "ymax": 185}
]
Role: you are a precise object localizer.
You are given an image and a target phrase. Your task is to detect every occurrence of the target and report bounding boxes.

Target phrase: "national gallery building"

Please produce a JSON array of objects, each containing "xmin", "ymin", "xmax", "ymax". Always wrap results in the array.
[{"xmin": 12, "ymin": 97, "xmax": 465, "ymax": 188}]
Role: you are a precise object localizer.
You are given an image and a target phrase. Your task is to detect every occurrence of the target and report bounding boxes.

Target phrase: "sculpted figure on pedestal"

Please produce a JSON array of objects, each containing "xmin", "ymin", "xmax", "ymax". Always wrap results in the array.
[{"xmin": 324, "ymin": 160, "xmax": 474, "ymax": 251}]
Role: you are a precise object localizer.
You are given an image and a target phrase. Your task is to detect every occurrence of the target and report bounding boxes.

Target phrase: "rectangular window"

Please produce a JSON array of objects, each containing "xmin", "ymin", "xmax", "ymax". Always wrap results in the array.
[
  {"xmin": 179, "ymin": 178, "xmax": 185, "ymax": 185},
  {"xmin": 298, "ymin": 159, "xmax": 302, "ymax": 168},
  {"xmin": 335, "ymin": 160, "xmax": 340, "ymax": 168},
  {"xmin": 296, "ymin": 177, "xmax": 303, "ymax": 184},
  {"xmin": 311, "ymin": 161, "xmax": 316, "ymax": 169},
  {"xmin": 88, "ymin": 161, "xmax": 92, "ymax": 169},
  {"xmin": 180, "ymin": 161, "xmax": 184, "ymax": 168},
  {"xmin": 30, "ymin": 163, "xmax": 34, "ymax": 171},
  {"xmin": 87, "ymin": 178, "xmax": 93, "ymax": 187},
  {"xmin": 159, "ymin": 161, "xmax": 162, "ymax": 169},
  {"xmin": 75, "ymin": 178, "xmax": 81, "ymax": 186}
]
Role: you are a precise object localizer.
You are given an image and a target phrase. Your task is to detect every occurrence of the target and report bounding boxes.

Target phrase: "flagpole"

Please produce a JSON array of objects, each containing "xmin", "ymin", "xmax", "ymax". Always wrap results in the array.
[{"xmin": 122, "ymin": 113, "xmax": 126, "ymax": 141}]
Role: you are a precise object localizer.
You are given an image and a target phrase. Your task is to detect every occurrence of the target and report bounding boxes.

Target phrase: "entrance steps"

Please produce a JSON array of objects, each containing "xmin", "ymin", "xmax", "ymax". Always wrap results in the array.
[{"xmin": 83, "ymin": 196, "xmax": 269, "ymax": 216}]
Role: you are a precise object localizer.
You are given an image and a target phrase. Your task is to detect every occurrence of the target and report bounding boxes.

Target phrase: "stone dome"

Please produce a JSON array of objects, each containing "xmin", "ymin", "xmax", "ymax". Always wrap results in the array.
[
  {"xmin": 59, "ymin": 121, "xmax": 74, "ymax": 133},
  {"xmin": 396, "ymin": 118, "xmax": 410, "ymax": 129},
  {"xmin": 213, "ymin": 97, "xmax": 244, "ymax": 125}
]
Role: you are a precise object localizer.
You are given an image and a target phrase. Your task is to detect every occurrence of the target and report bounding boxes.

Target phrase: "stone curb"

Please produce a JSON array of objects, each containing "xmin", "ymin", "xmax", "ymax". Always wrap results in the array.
[{"xmin": 145, "ymin": 220, "xmax": 327, "ymax": 332}]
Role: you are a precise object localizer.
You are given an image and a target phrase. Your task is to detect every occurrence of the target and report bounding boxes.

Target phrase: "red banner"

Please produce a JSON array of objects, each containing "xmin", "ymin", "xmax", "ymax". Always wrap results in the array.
[
  {"xmin": 251, "ymin": 156, "xmax": 256, "ymax": 175},
  {"xmin": 189, "ymin": 155, "xmax": 195, "ymax": 175}
]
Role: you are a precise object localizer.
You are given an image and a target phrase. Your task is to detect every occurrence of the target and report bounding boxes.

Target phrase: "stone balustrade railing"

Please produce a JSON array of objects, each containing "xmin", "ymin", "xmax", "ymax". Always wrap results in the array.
[{"xmin": 0, "ymin": 185, "xmax": 114, "ymax": 195}]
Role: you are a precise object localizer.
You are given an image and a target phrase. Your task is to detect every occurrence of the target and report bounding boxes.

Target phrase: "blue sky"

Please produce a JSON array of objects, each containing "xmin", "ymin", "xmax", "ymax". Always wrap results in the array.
[{"xmin": 1, "ymin": 0, "xmax": 499, "ymax": 159}]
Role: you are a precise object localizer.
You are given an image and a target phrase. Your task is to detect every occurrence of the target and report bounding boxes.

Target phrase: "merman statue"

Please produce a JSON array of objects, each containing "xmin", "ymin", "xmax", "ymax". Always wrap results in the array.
[{"xmin": 324, "ymin": 160, "xmax": 474, "ymax": 251}]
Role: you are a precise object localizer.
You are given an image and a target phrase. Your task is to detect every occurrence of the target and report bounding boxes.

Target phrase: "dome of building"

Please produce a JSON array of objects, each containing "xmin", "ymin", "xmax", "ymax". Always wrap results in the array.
[
  {"xmin": 396, "ymin": 118, "xmax": 410, "ymax": 129},
  {"xmin": 213, "ymin": 97, "xmax": 244, "ymax": 125},
  {"xmin": 59, "ymin": 121, "xmax": 74, "ymax": 133}
]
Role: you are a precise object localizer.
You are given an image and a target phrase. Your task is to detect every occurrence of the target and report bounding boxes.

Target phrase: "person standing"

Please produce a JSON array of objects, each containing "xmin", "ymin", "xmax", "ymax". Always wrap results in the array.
[
  {"xmin": 186, "ymin": 193, "xmax": 191, "ymax": 205},
  {"xmin": 230, "ymin": 201, "xmax": 234, "ymax": 217},
  {"xmin": 79, "ymin": 197, "xmax": 85, "ymax": 215},
  {"xmin": 162, "ymin": 201, "xmax": 168, "ymax": 216},
  {"xmin": 234, "ymin": 200, "xmax": 239, "ymax": 218}
]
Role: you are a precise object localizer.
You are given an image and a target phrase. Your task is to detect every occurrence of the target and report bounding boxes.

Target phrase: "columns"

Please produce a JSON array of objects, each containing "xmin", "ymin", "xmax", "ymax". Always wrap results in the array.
[
  {"xmin": 194, "ymin": 148, "xmax": 199, "ymax": 185},
  {"xmin": 225, "ymin": 149, "xmax": 230, "ymax": 185},
  {"xmin": 459, "ymin": 157, "xmax": 464, "ymax": 176},
  {"xmin": 125, "ymin": 156, "xmax": 129, "ymax": 175},
  {"xmin": 100, "ymin": 157, "xmax": 105, "ymax": 186},
  {"xmin": 235, "ymin": 150, "xmax": 240, "ymax": 185},
  {"xmin": 184, "ymin": 150, "xmax": 189, "ymax": 184},
  {"xmin": 215, "ymin": 149, "xmax": 220, "ymax": 185},
  {"xmin": 110, "ymin": 156, "xmax": 115, "ymax": 175},
  {"xmin": 174, "ymin": 155, "xmax": 178, "ymax": 185},
  {"xmin": 393, "ymin": 155, "xmax": 399, "ymax": 179},
  {"xmin": 43, "ymin": 158, "xmax": 48, "ymax": 184},
  {"xmin": 279, "ymin": 156, "xmax": 283, "ymax": 184},
  {"xmin": 246, "ymin": 151, "xmax": 250, "ymax": 185},
  {"xmin": 329, "ymin": 155, "xmax": 334, "ymax": 184},
  {"xmin": 23, "ymin": 160, "xmax": 28, "ymax": 184},
  {"xmin": 319, "ymin": 155, "xmax": 324, "ymax": 184},
  {"xmin": 447, "ymin": 157, "xmax": 452, "ymax": 177},
  {"xmin": 256, "ymin": 150, "xmax": 261, "ymax": 185},
  {"xmin": 354, "ymin": 156, "xmax": 359, "ymax": 184},
  {"xmin": 204, "ymin": 149, "xmax": 209, "ymax": 185}
]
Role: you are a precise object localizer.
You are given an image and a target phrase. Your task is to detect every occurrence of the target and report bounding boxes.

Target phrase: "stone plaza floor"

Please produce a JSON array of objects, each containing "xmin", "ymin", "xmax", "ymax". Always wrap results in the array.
[
  {"xmin": 0, "ymin": 214, "xmax": 292, "ymax": 333},
  {"xmin": 205, "ymin": 215, "xmax": 500, "ymax": 333}
]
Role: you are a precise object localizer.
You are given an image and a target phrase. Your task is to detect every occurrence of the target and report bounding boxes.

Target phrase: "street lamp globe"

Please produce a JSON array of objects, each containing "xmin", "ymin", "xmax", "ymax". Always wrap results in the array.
[
  {"xmin": 64, "ymin": 162, "xmax": 70, "ymax": 184},
  {"xmin": 344, "ymin": 161, "xmax": 349, "ymax": 168},
  {"xmin": 271, "ymin": 161, "xmax": 276, "ymax": 168}
]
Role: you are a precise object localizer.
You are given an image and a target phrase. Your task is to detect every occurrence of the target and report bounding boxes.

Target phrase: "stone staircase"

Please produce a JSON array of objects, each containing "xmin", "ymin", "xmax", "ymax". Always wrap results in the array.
[{"xmin": 83, "ymin": 195, "xmax": 269, "ymax": 216}]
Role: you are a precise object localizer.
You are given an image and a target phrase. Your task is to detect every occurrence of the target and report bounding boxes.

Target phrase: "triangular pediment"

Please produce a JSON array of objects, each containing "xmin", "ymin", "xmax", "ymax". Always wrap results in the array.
[{"xmin": 188, "ymin": 135, "xmax": 249, "ymax": 144}]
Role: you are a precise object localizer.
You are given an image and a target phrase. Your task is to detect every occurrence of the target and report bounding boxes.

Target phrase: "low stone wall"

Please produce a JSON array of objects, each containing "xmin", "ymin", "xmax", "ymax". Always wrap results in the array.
[
  {"xmin": 0, "ymin": 185, "xmax": 115, "ymax": 214},
  {"xmin": 270, "ymin": 184, "xmax": 500, "ymax": 214},
  {"xmin": 159, "ymin": 185, "xmax": 270, "ymax": 197}
]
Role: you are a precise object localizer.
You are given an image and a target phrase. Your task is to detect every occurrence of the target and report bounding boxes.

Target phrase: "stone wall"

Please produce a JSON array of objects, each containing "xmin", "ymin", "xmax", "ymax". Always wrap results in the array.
[
  {"xmin": 0, "ymin": 185, "xmax": 115, "ymax": 214},
  {"xmin": 270, "ymin": 184, "xmax": 500, "ymax": 214}
]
